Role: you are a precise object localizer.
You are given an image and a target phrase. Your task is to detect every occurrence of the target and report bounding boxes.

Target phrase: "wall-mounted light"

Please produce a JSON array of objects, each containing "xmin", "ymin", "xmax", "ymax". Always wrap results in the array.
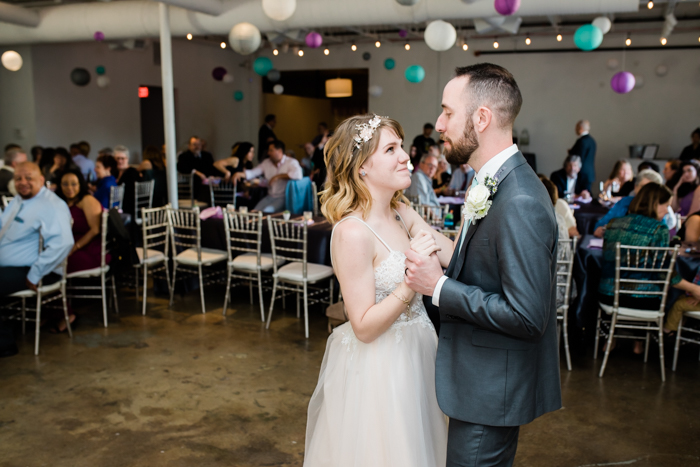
[{"xmin": 186, "ymin": 33, "xmax": 192, "ymax": 40}]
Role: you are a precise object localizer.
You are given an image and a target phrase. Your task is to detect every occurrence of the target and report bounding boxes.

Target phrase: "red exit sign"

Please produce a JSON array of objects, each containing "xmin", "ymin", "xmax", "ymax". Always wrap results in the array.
[{"xmin": 138, "ymin": 86, "xmax": 149, "ymax": 98}]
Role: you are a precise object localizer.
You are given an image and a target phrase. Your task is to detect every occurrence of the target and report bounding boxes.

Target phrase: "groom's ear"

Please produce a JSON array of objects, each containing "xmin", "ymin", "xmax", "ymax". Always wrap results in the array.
[{"xmin": 474, "ymin": 106, "xmax": 492, "ymax": 134}]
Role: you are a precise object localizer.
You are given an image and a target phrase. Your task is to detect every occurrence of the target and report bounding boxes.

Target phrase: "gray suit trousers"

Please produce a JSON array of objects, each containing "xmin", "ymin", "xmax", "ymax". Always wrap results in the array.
[{"xmin": 447, "ymin": 419, "xmax": 520, "ymax": 467}]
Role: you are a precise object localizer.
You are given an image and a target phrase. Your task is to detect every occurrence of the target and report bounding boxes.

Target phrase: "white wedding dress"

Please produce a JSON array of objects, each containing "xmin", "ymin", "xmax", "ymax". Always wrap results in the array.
[{"xmin": 304, "ymin": 214, "xmax": 448, "ymax": 467}]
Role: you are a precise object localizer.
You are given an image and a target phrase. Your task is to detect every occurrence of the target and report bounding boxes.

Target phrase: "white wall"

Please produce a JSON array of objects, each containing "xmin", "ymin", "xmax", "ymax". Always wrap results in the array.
[{"xmin": 0, "ymin": 45, "xmax": 37, "ymax": 155}]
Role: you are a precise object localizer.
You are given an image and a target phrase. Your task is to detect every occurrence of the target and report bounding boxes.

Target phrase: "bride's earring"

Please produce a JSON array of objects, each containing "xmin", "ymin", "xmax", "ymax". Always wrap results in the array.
[{"xmin": 361, "ymin": 170, "xmax": 367, "ymax": 177}]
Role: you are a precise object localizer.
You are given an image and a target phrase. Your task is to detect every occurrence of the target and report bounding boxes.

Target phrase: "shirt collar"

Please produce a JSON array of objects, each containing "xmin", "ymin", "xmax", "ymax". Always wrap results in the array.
[
  {"xmin": 475, "ymin": 144, "xmax": 519, "ymax": 184},
  {"xmin": 579, "ymin": 131, "xmax": 589, "ymax": 136}
]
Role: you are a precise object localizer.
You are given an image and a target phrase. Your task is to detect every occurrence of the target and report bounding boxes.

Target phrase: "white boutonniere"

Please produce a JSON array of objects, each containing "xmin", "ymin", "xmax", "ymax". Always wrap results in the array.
[{"xmin": 463, "ymin": 174, "xmax": 498, "ymax": 224}]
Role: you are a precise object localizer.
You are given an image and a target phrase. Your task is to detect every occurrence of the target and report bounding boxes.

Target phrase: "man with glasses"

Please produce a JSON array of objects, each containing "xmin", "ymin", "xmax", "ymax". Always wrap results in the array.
[{"xmin": 405, "ymin": 153, "xmax": 441, "ymax": 206}]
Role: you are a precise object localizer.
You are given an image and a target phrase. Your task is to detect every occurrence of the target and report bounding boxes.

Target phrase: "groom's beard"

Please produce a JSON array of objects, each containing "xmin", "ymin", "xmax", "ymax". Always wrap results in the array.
[{"xmin": 442, "ymin": 118, "xmax": 479, "ymax": 166}]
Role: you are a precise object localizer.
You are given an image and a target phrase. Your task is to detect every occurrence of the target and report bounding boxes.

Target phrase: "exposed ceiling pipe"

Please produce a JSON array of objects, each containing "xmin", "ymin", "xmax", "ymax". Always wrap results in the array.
[
  {"xmin": 0, "ymin": 1, "xmax": 40, "ymax": 28},
  {"xmin": 156, "ymin": 0, "xmax": 228, "ymax": 17},
  {"xmin": 0, "ymin": 0, "xmax": 640, "ymax": 45}
]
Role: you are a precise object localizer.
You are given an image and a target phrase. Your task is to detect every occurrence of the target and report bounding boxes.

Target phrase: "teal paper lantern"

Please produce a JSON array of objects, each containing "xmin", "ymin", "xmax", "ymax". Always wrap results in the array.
[
  {"xmin": 96, "ymin": 65, "xmax": 106, "ymax": 75},
  {"xmin": 253, "ymin": 56, "xmax": 273, "ymax": 76},
  {"xmin": 384, "ymin": 58, "xmax": 395, "ymax": 70},
  {"xmin": 573, "ymin": 24, "xmax": 603, "ymax": 51},
  {"xmin": 234, "ymin": 90, "xmax": 244, "ymax": 101},
  {"xmin": 405, "ymin": 65, "xmax": 425, "ymax": 83}
]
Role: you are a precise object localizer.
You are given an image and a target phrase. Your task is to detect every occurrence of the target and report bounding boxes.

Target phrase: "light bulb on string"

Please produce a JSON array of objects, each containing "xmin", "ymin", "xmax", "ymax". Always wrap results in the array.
[
  {"xmin": 660, "ymin": 37, "xmax": 667, "ymax": 45},
  {"xmin": 351, "ymin": 43, "xmax": 357, "ymax": 52},
  {"xmin": 462, "ymin": 43, "xmax": 468, "ymax": 51},
  {"xmin": 493, "ymin": 40, "xmax": 499, "ymax": 49},
  {"xmin": 405, "ymin": 43, "xmax": 411, "ymax": 50},
  {"xmin": 186, "ymin": 33, "xmax": 192, "ymax": 40},
  {"xmin": 220, "ymin": 42, "xmax": 226, "ymax": 49},
  {"xmin": 525, "ymin": 36, "xmax": 531, "ymax": 45},
  {"xmin": 556, "ymin": 34, "xmax": 563, "ymax": 42},
  {"xmin": 625, "ymin": 36, "xmax": 631, "ymax": 46},
  {"xmin": 375, "ymin": 40, "xmax": 381, "ymax": 48},
  {"xmin": 647, "ymin": 1, "xmax": 654, "ymax": 9},
  {"xmin": 298, "ymin": 49, "xmax": 304, "ymax": 56},
  {"xmin": 324, "ymin": 48, "xmax": 330, "ymax": 55},
  {"xmin": 273, "ymin": 49, "xmax": 279, "ymax": 56}
]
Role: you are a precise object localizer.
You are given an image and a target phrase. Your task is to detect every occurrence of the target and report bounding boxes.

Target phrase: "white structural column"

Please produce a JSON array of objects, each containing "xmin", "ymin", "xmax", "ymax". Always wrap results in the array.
[{"xmin": 159, "ymin": 2, "xmax": 179, "ymax": 208}]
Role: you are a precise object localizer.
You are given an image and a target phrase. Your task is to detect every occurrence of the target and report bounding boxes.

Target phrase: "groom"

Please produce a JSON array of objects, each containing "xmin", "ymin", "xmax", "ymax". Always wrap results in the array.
[{"xmin": 405, "ymin": 63, "xmax": 561, "ymax": 466}]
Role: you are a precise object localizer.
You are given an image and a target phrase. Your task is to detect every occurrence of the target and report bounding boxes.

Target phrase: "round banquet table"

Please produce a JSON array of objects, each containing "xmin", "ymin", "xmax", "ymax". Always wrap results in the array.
[
  {"xmin": 570, "ymin": 234, "xmax": 700, "ymax": 329},
  {"xmin": 572, "ymin": 200, "xmax": 610, "ymax": 236},
  {"xmin": 200, "ymin": 213, "xmax": 334, "ymax": 266}
]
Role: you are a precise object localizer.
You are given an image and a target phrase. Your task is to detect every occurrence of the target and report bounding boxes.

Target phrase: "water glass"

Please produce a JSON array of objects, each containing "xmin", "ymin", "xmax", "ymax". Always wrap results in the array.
[
  {"xmin": 303, "ymin": 211, "xmax": 313, "ymax": 221},
  {"xmin": 238, "ymin": 206, "xmax": 248, "ymax": 214}
]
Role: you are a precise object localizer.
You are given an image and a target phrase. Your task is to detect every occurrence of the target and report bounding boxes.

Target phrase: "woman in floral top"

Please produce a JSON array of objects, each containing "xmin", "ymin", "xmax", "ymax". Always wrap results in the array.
[{"xmin": 599, "ymin": 183, "xmax": 700, "ymax": 352}]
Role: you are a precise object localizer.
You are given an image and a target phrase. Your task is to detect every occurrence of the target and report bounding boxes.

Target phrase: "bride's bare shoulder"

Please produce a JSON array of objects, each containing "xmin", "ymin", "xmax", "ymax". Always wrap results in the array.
[{"xmin": 333, "ymin": 217, "xmax": 374, "ymax": 249}]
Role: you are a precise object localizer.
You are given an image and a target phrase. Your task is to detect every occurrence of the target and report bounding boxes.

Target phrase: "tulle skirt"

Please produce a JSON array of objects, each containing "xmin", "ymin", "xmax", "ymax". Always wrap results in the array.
[{"xmin": 304, "ymin": 319, "xmax": 448, "ymax": 467}]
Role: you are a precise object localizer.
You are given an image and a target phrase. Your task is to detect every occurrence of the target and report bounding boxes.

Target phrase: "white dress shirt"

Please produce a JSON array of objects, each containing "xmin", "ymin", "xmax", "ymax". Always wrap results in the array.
[
  {"xmin": 431, "ymin": 144, "xmax": 520, "ymax": 307},
  {"xmin": 566, "ymin": 175, "xmax": 577, "ymax": 195},
  {"xmin": 244, "ymin": 155, "xmax": 303, "ymax": 199}
]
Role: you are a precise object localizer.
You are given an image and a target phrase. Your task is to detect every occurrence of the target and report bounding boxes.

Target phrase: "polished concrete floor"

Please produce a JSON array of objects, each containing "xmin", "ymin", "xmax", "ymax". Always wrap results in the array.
[{"xmin": 1, "ymin": 283, "xmax": 700, "ymax": 467}]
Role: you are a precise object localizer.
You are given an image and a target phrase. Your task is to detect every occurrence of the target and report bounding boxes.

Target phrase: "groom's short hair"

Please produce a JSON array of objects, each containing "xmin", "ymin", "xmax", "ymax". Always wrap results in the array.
[{"xmin": 454, "ymin": 63, "xmax": 522, "ymax": 129}]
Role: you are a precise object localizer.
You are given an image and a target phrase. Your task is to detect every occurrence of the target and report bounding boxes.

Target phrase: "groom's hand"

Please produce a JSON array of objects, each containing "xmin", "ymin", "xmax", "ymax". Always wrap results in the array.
[{"xmin": 404, "ymin": 249, "xmax": 443, "ymax": 296}]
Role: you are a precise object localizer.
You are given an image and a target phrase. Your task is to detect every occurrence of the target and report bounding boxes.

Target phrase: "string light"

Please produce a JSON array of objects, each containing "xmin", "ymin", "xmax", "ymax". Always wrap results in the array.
[
  {"xmin": 220, "ymin": 42, "xmax": 226, "ymax": 49},
  {"xmin": 298, "ymin": 49, "xmax": 304, "ymax": 56},
  {"xmin": 625, "ymin": 37, "xmax": 631, "ymax": 46},
  {"xmin": 462, "ymin": 43, "xmax": 469, "ymax": 51},
  {"xmin": 647, "ymin": 1, "xmax": 654, "ymax": 9},
  {"xmin": 273, "ymin": 49, "xmax": 279, "ymax": 56},
  {"xmin": 324, "ymin": 48, "xmax": 330, "ymax": 55},
  {"xmin": 525, "ymin": 36, "xmax": 531, "ymax": 45},
  {"xmin": 186, "ymin": 33, "xmax": 192, "ymax": 40},
  {"xmin": 375, "ymin": 40, "xmax": 381, "ymax": 48},
  {"xmin": 351, "ymin": 43, "xmax": 357, "ymax": 51},
  {"xmin": 493, "ymin": 40, "xmax": 499, "ymax": 49},
  {"xmin": 556, "ymin": 34, "xmax": 563, "ymax": 42},
  {"xmin": 660, "ymin": 37, "xmax": 667, "ymax": 45},
  {"xmin": 404, "ymin": 43, "xmax": 411, "ymax": 50}
]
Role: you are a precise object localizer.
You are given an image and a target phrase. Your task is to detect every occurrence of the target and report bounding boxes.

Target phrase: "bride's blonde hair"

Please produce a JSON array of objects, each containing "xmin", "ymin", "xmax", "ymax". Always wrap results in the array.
[{"xmin": 321, "ymin": 114, "xmax": 408, "ymax": 224}]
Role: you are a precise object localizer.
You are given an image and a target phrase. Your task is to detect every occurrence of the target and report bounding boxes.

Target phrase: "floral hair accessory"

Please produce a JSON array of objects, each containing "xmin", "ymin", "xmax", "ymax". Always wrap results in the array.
[{"xmin": 353, "ymin": 115, "xmax": 385, "ymax": 150}]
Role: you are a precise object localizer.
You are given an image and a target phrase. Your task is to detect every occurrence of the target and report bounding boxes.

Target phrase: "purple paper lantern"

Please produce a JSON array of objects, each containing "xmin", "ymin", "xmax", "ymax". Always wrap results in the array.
[
  {"xmin": 212, "ymin": 67, "xmax": 227, "ymax": 81},
  {"xmin": 494, "ymin": 0, "xmax": 520, "ymax": 16},
  {"xmin": 94, "ymin": 31, "xmax": 105, "ymax": 41},
  {"xmin": 399, "ymin": 29, "xmax": 408, "ymax": 38},
  {"xmin": 305, "ymin": 32, "xmax": 323, "ymax": 49},
  {"xmin": 611, "ymin": 71, "xmax": 635, "ymax": 94}
]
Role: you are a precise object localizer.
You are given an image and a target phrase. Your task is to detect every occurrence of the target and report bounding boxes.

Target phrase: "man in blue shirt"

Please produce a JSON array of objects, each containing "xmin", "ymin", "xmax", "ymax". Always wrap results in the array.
[
  {"xmin": 594, "ymin": 169, "xmax": 663, "ymax": 237},
  {"xmin": 70, "ymin": 143, "xmax": 96, "ymax": 182}
]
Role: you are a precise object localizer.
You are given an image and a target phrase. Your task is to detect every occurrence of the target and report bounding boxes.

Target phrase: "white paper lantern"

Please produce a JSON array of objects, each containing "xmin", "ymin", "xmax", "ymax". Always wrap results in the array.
[
  {"xmin": 1, "ymin": 50, "xmax": 22, "ymax": 71},
  {"xmin": 222, "ymin": 74, "xmax": 234, "ymax": 84},
  {"xmin": 424, "ymin": 20, "xmax": 457, "ymax": 52},
  {"xmin": 273, "ymin": 84, "xmax": 284, "ymax": 94},
  {"xmin": 634, "ymin": 74, "xmax": 645, "ymax": 89},
  {"xmin": 655, "ymin": 64, "xmax": 668, "ymax": 77},
  {"xmin": 228, "ymin": 22, "xmax": 262, "ymax": 55},
  {"xmin": 395, "ymin": 0, "xmax": 420, "ymax": 5},
  {"xmin": 262, "ymin": 0, "xmax": 296, "ymax": 21},
  {"xmin": 606, "ymin": 58, "xmax": 619, "ymax": 70},
  {"xmin": 96, "ymin": 75, "xmax": 110, "ymax": 88},
  {"xmin": 369, "ymin": 85, "xmax": 383, "ymax": 98},
  {"xmin": 592, "ymin": 17, "xmax": 612, "ymax": 35}
]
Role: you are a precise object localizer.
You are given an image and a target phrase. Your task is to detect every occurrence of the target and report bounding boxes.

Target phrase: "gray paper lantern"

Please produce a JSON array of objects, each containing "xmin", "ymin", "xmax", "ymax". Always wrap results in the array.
[
  {"xmin": 70, "ymin": 68, "xmax": 91, "ymax": 86},
  {"xmin": 267, "ymin": 69, "xmax": 281, "ymax": 82}
]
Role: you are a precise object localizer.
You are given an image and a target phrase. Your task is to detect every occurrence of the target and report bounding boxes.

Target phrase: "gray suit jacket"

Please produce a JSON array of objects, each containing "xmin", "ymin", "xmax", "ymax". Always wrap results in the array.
[{"xmin": 424, "ymin": 152, "xmax": 562, "ymax": 427}]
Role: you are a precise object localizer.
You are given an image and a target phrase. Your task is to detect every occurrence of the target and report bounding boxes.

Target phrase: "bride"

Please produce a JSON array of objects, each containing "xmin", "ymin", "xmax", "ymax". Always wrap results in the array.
[{"xmin": 304, "ymin": 115, "xmax": 455, "ymax": 466}]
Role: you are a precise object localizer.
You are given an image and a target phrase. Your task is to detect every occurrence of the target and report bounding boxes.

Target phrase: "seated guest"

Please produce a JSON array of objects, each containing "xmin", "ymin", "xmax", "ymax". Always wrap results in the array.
[
  {"xmin": 138, "ymin": 146, "xmax": 168, "ymax": 207},
  {"xmin": 301, "ymin": 142, "xmax": 314, "ymax": 176},
  {"xmin": 603, "ymin": 160, "xmax": 634, "ymax": 201},
  {"xmin": 447, "ymin": 163, "xmax": 475, "ymax": 194},
  {"xmin": 540, "ymin": 176, "xmax": 570, "ymax": 241},
  {"xmin": 433, "ymin": 154, "xmax": 452, "ymax": 195},
  {"xmin": 638, "ymin": 161, "xmax": 659, "ymax": 173},
  {"xmin": 98, "ymin": 147, "xmax": 114, "ymax": 158},
  {"xmin": 38, "ymin": 147, "xmax": 55, "ymax": 179},
  {"xmin": 664, "ymin": 159, "xmax": 681, "ymax": 189},
  {"xmin": 677, "ymin": 211, "xmax": 700, "ymax": 243},
  {"xmin": 213, "ymin": 142, "xmax": 255, "ymax": 181},
  {"xmin": 550, "ymin": 155, "xmax": 591, "ymax": 200},
  {"xmin": 539, "ymin": 174, "xmax": 579, "ymax": 238},
  {"xmin": 594, "ymin": 169, "xmax": 663, "ymax": 238},
  {"xmin": 0, "ymin": 147, "xmax": 28, "ymax": 195},
  {"xmin": 666, "ymin": 268, "xmax": 700, "ymax": 334},
  {"xmin": 679, "ymin": 128, "xmax": 700, "ymax": 161},
  {"xmin": 56, "ymin": 169, "xmax": 108, "ymax": 276},
  {"xmin": 113, "ymin": 145, "xmax": 141, "ymax": 216},
  {"xmin": 30, "ymin": 146, "xmax": 43, "ymax": 164},
  {"xmin": 70, "ymin": 142, "xmax": 96, "ymax": 182},
  {"xmin": 232, "ymin": 140, "xmax": 302, "ymax": 213},
  {"xmin": 177, "ymin": 136, "xmax": 215, "ymax": 198},
  {"xmin": 599, "ymin": 182, "xmax": 700, "ymax": 353},
  {"xmin": 671, "ymin": 160, "xmax": 700, "ymax": 216},
  {"xmin": 44, "ymin": 147, "xmax": 78, "ymax": 188},
  {"xmin": 404, "ymin": 154, "xmax": 440, "ymax": 206},
  {"xmin": 92, "ymin": 154, "xmax": 118, "ymax": 209},
  {"xmin": 311, "ymin": 132, "xmax": 331, "ymax": 188},
  {"xmin": 411, "ymin": 123, "xmax": 435, "ymax": 168}
]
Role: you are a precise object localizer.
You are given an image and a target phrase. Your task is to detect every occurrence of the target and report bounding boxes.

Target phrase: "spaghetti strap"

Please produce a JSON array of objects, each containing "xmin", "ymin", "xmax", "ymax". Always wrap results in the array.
[
  {"xmin": 393, "ymin": 209, "xmax": 413, "ymax": 240},
  {"xmin": 331, "ymin": 216, "xmax": 393, "ymax": 253}
]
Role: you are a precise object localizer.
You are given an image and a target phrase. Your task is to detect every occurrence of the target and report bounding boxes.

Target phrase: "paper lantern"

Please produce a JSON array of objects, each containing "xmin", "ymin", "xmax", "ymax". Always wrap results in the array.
[
  {"xmin": 369, "ymin": 85, "xmax": 383, "ymax": 98},
  {"xmin": 94, "ymin": 31, "xmax": 105, "ymax": 41},
  {"xmin": 611, "ymin": 71, "xmax": 635, "ymax": 94},
  {"xmin": 362, "ymin": 52, "xmax": 371, "ymax": 61},
  {"xmin": 273, "ymin": 84, "xmax": 284, "ymax": 94},
  {"xmin": 222, "ymin": 74, "xmax": 234, "ymax": 84},
  {"xmin": 405, "ymin": 65, "xmax": 425, "ymax": 83},
  {"xmin": 228, "ymin": 22, "xmax": 262, "ymax": 55},
  {"xmin": 267, "ymin": 69, "xmax": 281, "ymax": 82},
  {"xmin": 399, "ymin": 29, "xmax": 408, "ymax": 38},
  {"xmin": 96, "ymin": 65, "xmax": 106, "ymax": 75},
  {"xmin": 424, "ymin": 20, "xmax": 457, "ymax": 52},
  {"xmin": 253, "ymin": 57, "xmax": 273, "ymax": 76},
  {"xmin": 592, "ymin": 16, "xmax": 612, "ymax": 35},
  {"xmin": 574, "ymin": 24, "xmax": 603, "ymax": 51},
  {"xmin": 234, "ymin": 91, "xmax": 244, "ymax": 101},
  {"xmin": 395, "ymin": 0, "xmax": 420, "ymax": 5},
  {"xmin": 212, "ymin": 67, "xmax": 227, "ymax": 81},
  {"xmin": 325, "ymin": 78, "xmax": 352, "ymax": 98},
  {"xmin": 70, "ymin": 68, "xmax": 91, "ymax": 86},
  {"xmin": 384, "ymin": 58, "xmax": 396, "ymax": 70},
  {"xmin": 606, "ymin": 58, "xmax": 619, "ymax": 70},
  {"xmin": 494, "ymin": 0, "xmax": 520, "ymax": 16},
  {"xmin": 1, "ymin": 51, "xmax": 22, "ymax": 71},
  {"xmin": 634, "ymin": 74, "xmax": 645, "ymax": 89},
  {"xmin": 262, "ymin": 0, "xmax": 296, "ymax": 22},
  {"xmin": 96, "ymin": 75, "xmax": 110, "ymax": 88},
  {"xmin": 655, "ymin": 64, "xmax": 668, "ymax": 76},
  {"xmin": 305, "ymin": 32, "xmax": 323, "ymax": 48}
]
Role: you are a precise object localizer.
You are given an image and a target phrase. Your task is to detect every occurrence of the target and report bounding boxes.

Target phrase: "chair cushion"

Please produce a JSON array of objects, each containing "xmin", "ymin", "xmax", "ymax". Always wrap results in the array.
[
  {"xmin": 231, "ymin": 253, "xmax": 283, "ymax": 272},
  {"xmin": 600, "ymin": 303, "xmax": 664, "ymax": 320},
  {"xmin": 135, "ymin": 247, "xmax": 166, "ymax": 265},
  {"xmin": 176, "ymin": 247, "xmax": 227, "ymax": 266},
  {"xmin": 10, "ymin": 281, "xmax": 62, "ymax": 297},
  {"xmin": 685, "ymin": 311, "xmax": 700, "ymax": 320},
  {"xmin": 66, "ymin": 265, "xmax": 110, "ymax": 279},
  {"xmin": 277, "ymin": 262, "xmax": 334, "ymax": 283},
  {"xmin": 178, "ymin": 199, "xmax": 207, "ymax": 209}
]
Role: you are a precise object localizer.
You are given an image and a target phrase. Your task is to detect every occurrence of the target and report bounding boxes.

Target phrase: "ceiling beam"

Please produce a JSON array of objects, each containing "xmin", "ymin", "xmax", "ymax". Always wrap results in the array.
[{"xmin": 0, "ymin": 1, "xmax": 40, "ymax": 28}]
